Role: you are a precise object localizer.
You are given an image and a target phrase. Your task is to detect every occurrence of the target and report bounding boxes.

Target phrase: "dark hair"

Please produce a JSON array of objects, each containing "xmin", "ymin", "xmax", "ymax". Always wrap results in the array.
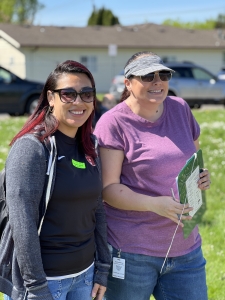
[
  {"xmin": 11, "ymin": 60, "xmax": 97, "ymax": 158},
  {"xmin": 120, "ymin": 51, "xmax": 157, "ymax": 102}
]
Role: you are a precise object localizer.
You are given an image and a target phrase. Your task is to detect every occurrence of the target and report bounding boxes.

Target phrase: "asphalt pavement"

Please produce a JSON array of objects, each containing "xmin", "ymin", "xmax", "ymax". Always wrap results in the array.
[
  {"xmin": 0, "ymin": 114, "xmax": 10, "ymax": 120},
  {"xmin": 198, "ymin": 104, "xmax": 224, "ymax": 111}
]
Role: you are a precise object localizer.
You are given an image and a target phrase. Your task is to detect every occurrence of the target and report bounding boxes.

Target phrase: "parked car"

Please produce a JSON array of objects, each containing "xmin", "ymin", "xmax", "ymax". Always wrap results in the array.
[
  {"xmin": 109, "ymin": 70, "xmax": 124, "ymax": 102},
  {"xmin": 0, "ymin": 66, "xmax": 44, "ymax": 115},
  {"xmin": 217, "ymin": 67, "xmax": 225, "ymax": 80},
  {"xmin": 109, "ymin": 62, "xmax": 225, "ymax": 108}
]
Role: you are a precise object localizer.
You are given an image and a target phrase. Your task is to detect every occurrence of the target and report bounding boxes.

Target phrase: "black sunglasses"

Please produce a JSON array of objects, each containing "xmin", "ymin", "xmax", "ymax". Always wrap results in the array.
[
  {"xmin": 140, "ymin": 71, "xmax": 172, "ymax": 83},
  {"xmin": 52, "ymin": 87, "xmax": 95, "ymax": 103}
]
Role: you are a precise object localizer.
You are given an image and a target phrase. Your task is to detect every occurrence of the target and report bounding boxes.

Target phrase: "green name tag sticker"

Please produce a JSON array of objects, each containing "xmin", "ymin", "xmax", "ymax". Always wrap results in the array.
[{"xmin": 72, "ymin": 159, "xmax": 86, "ymax": 169}]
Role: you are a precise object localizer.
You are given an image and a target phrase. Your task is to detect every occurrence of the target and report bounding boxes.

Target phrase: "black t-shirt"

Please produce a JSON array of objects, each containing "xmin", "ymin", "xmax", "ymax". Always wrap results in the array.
[{"xmin": 40, "ymin": 130, "xmax": 101, "ymax": 276}]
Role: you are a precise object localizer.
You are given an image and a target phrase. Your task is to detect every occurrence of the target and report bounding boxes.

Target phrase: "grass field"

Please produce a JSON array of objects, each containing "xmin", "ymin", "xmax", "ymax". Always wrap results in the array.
[{"xmin": 0, "ymin": 107, "xmax": 224, "ymax": 300}]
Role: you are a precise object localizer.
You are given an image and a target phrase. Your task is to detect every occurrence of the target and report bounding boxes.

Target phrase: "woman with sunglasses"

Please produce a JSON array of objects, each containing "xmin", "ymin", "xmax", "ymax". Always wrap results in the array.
[
  {"xmin": 94, "ymin": 51, "xmax": 210, "ymax": 300},
  {"xmin": 1, "ymin": 60, "xmax": 110, "ymax": 300}
]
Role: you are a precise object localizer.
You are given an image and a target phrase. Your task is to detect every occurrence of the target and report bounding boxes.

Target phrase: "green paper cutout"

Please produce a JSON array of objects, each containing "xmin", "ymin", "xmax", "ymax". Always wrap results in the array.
[{"xmin": 177, "ymin": 149, "xmax": 207, "ymax": 239}]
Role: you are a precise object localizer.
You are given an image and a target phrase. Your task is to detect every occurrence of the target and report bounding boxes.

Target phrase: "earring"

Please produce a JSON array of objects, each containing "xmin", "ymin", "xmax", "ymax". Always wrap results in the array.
[{"xmin": 48, "ymin": 106, "xmax": 54, "ymax": 114}]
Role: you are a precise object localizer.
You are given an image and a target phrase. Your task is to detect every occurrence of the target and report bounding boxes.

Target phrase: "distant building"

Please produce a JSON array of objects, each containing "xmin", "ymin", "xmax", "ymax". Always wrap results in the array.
[{"xmin": 0, "ymin": 23, "xmax": 225, "ymax": 93}]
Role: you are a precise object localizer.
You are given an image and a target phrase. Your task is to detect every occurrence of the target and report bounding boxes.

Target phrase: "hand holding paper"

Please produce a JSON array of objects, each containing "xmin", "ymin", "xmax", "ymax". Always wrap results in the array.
[
  {"xmin": 198, "ymin": 168, "xmax": 211, "ymax": 190},
  {"xmin": 176, "ymin": 149, "xmax": 207, "ymax": 238}
]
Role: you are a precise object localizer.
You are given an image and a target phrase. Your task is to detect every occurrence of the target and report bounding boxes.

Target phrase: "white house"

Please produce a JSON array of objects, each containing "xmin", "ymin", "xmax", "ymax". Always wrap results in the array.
[{"xmin": 0, "ymin": 23, "xmax": 225, "ymax": 93}]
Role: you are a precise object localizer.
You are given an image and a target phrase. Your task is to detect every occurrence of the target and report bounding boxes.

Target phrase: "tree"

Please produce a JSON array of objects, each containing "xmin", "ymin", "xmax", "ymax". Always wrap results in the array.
[
  {"xmin": 162, "ymin": 18, "xmax": 216, "ymax": 30},
  {"xmin": 215, "ymin": 14, "xmax": 225, "ymax": 29},
  {"xmin": 88, "ymin": 7, "xmax": 120, "ymax": 26},
  {"xmin": 163, "ymin": 13, "xmax": 225, "ymax": 30},
  {"xmin": 0, "ymin": 0, "xmax": 44, "ymax": 25},
  {"xmin": 0, "ymin": 0, "xmax": 15, "ymax": 23}
]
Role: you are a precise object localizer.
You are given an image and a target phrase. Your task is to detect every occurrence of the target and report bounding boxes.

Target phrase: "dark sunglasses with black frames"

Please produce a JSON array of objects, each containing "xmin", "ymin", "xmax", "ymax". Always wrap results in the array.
[
  {"xmin": 128, "ymin": 71, "xmax": 172, "ymax": 82},
  {"xmin": 140, "ymin": 71, "xmax": 172, "ymax": 83},
  {"xmin": 52, "ymin": 87, "xmax": 95, "ymax": 103}
]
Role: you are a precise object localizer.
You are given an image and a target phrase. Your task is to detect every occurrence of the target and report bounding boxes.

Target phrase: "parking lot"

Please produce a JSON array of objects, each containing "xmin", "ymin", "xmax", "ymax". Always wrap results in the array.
[{"xmin": 198, "ymin": 104, "xmax": 224, "ymax": 110}]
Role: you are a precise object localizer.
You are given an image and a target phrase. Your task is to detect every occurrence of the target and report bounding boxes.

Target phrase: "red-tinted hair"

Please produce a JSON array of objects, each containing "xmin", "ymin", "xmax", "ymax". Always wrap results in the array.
[{"xmin": 11, "ymin": 60, "xmax": 97, "ymax": 158}]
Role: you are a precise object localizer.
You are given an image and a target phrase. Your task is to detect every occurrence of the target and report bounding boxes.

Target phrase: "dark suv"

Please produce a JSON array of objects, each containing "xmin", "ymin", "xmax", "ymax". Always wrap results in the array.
[
  {"xmin": 0, "ymin": 66, "xmax": 44, "ymax": 115},
  {"xmin": 109, "ymin": 62, "xmax": 225, "ymax": 108}
]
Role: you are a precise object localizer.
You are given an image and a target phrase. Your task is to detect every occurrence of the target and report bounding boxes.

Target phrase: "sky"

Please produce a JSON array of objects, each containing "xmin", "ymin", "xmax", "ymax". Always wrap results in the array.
[{"xmin": 34, "ymin": 0, "xmax": 225, "ymax": 27}]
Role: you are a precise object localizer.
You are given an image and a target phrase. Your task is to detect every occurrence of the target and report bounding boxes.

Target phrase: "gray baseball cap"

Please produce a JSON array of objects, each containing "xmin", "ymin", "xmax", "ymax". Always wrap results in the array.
[{"xmin": 124, "ymin": 55, "xmax": 174, "ymax": 78}]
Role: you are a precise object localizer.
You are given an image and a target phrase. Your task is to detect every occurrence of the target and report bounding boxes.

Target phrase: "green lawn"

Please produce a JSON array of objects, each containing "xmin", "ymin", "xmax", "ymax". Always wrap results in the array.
[
  {"xmin": 191, "ymin": 109, "xmax": 225, "ymax": 300},
  {"xmin": 0, "ymin": 107, "xmax": 225, "ymax": 300}
]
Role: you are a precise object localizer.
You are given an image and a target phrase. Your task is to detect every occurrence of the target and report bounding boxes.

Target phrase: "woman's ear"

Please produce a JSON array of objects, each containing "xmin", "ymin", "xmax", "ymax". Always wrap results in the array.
[
  {"xmin": 124, "ymin": 78, "xmax": 131, "ymax": 91},
  {"xmin": 47, "ymin": 90, "xmax": 54, "ymax": 107}
]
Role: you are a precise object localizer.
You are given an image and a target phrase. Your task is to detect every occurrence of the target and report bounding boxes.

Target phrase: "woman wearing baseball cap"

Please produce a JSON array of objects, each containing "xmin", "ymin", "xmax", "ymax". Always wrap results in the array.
[{"xmin": 94, "ymin": 51, "xmax": 210, "ymax": 300}]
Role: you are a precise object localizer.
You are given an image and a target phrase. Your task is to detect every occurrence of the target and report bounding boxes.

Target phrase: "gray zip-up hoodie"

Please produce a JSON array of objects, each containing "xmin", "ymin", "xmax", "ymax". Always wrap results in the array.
[{"xmin": 0, "ymin": 133, "xmax": 111, "ymax": 300}]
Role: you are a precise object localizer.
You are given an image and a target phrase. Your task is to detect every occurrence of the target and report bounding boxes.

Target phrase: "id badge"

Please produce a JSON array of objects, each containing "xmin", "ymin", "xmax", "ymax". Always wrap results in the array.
[{"xmin": 112, "ymin": 257, "xmax": 125, "ymax": 279}]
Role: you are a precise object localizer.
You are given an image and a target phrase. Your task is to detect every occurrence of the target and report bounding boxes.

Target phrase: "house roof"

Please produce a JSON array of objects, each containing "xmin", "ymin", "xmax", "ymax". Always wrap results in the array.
[{"xmin": 0, "ymin": 22, "xmax": 225, "ymax": 49}]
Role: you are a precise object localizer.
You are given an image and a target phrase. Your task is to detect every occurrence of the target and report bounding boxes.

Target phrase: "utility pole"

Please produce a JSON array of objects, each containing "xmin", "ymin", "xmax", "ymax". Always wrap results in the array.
[{"xmin": 91, "ymin": 0, "xmax": 95, "ymax": 11}]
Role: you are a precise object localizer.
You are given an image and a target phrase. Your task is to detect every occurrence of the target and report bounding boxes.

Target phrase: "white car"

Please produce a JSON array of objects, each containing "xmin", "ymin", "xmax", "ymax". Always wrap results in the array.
[
  {"xmin": 109, "ymin": 62, "xmax": 225, "ymax": 108},
  {"xmin": 217, "ymin": 68, "xmax": 225, "ymax": 80}
]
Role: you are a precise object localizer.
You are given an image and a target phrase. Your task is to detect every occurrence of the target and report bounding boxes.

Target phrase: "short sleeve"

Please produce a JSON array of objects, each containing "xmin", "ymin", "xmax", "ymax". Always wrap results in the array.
[
  {"xmin": 184, "ymin": 101, "xmax": 200, "ymax": 141},
  {"xmin": 94, "ymin": 111, "xmax": 125, "ymax": 150}
]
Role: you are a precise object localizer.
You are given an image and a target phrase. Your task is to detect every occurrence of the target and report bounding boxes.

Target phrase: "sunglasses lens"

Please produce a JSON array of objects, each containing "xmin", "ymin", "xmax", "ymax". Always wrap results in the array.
[
  {"xmin": 56, "ymin": 87, "xmax": 95, "ymax": 103},
  {"xmin": 159, "ymin": 71, "xmax": 172, "ymax": 81},
  {"xmin": 60, "ymin": 89, "xmax": 77, "ymax": 103},
  {"xmin": 141, "ymin": 71, "xmax": 172, "ymax": 82},
  {"xmin": 80, "ymin": 88, "xmax": 95, "ymax": 103},
  {"xmin": 141, "ymin": 73, "xmax": 155, "ymax": 82}
]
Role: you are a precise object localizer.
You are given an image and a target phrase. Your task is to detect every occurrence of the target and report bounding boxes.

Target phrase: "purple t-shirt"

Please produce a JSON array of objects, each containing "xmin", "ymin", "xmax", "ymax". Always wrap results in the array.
[{"xmin": 94, "ymin": 96, "xmax": 201, "ymax": 257}]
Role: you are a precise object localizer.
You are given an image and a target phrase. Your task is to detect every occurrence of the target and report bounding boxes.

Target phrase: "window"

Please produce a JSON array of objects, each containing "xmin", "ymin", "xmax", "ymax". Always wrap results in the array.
[
  {"xmin": 162, "ymin": 56, "xmax": 176, "ymax": 63},
  {"xmin": 80, "ymin": 56, "xmax": 97, "ymax": 72},
  {"xmin": 222, "ymin": 52, "xmax": 225, "ymax": 66},
  {"xmin": 192, "ymin": 68, "xmax": 213, "ymax": 80},
  {"xmin": 172, "ymin": 67, "xmax": 193, "ymax": 79},
  {"xmin": 0, "ymin": 68, "xmax": 12, "ymax": 83}
]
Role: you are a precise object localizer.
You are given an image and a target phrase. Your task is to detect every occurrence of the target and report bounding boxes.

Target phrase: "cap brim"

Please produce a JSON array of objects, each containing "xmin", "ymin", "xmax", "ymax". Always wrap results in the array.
[{"xmin": 132, "ymin": 64, "xmax": 174, "ymax": 76}]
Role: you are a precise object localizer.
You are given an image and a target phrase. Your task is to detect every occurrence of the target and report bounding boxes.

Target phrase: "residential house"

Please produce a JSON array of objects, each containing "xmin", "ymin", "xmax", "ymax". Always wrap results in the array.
[{"xmin": 0, "ymin": 23, "xmax": 225, "ymax": 93}]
